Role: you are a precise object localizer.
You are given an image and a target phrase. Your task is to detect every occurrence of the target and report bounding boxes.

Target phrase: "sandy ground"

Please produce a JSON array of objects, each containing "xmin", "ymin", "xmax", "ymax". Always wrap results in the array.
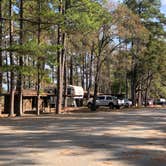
[{"xmin": 0, "ymin": 109, "xmax": 166, "ymax": 166}]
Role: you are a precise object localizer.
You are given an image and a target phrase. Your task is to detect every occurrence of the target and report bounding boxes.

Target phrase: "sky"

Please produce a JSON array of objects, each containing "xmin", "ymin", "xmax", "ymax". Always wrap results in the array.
[{"xmin": 161, "ymin": 0, "xmax": 166, "ymax": 15}]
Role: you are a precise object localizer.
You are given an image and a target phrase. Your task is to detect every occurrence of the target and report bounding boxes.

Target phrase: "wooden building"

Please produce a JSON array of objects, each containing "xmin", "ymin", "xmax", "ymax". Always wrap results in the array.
[{"xmin": 2, "ymin": 89, "xmax": 55, "ymax": 114}]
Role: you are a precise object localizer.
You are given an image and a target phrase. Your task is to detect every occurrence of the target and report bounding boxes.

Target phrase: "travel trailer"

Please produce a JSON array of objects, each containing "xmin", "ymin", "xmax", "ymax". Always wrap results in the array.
[
  {"xmin": 47, "ymin": 85, "xmax": 84, "ymax": 107},
  {"xmin": 66, "ymin": 85, "xmax": 84, "ymax": 106},
  {"xmin": 67, "ymin": 85, "xmax": 84, "ymax": 99}
]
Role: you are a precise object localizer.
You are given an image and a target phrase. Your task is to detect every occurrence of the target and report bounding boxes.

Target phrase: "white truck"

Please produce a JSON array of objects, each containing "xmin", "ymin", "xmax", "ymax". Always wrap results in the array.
[{"xmin": 87, "ymin": 95, "xmax": 124, "ymax": 109}]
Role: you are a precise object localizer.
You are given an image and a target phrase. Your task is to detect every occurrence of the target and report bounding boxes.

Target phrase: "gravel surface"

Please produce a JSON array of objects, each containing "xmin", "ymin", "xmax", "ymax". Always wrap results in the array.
[{"xmin": 0, "ymin": 109, "xmax": 166, "ymax": 166}]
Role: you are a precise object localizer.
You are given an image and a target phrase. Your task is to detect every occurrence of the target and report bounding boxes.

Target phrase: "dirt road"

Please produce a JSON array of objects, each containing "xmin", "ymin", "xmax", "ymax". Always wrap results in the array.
[{"xmin": 0, "ymin": 109, "xmax": 166, "ymax": 166}]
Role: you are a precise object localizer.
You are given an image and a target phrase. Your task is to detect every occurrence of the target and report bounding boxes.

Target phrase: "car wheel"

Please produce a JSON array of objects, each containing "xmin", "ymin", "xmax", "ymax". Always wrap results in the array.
[
  {"xmin": 116, "ymin": 105, "xmax": 120, "ymax": 109},
  {"xmin": 109, "ymin": 103, "xmax": 114, "ymax": 109},
  {"xmin": 125, "ymin": 103, "xmax": 129, "ymax": 108},
  {"xmin": 96, "ymin": 105, "xmax": 99, "ymax": 109},
  {"xmin": 87, "ymin": 103, "xmax": 92, "ymax": 108}
]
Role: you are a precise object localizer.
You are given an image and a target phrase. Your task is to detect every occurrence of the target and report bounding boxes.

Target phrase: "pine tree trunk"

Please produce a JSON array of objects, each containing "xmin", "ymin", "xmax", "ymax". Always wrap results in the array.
[
  {"xmin": 81, "ymin": 54, "xmax": 85, "ymax": 89},
  {"xmin": 92, "ymin": 48, "xmax": 101, "ymax": 111},
  {"xmin": 16, "ymin": 0, "xmax": 23, "ymax": 116},
  {"xmin": 0, "ymin": 0, "xmax": 2, "ymax": 115},
  {"xmin": 69, "ymin": 55, "xmax": 73, "ymax": 85},
  {"xmin": 85, "ymin": 55, "xmax": 88, "ymax": 91},
  {"xmin": 56, "ymin": 26, "xmax": 63, "ymax": 113},
  {"xmin": 61, "ymin": 33, "xmax": 66, "ymax": 108},
  {"xmin": 125, "ymin": 72, "xmax": 128, "ymax": 98},
  {"xmin": 130, "ymin": 40, "xmax": 137, "ymax": 106},
  {"xmin": 56, "ymin": 0, "xmax": 66, "ymax": 114},
  {"xmin": 87, "ymin": 43, "xmax": 94, "ymax": 99},
  {"xmin": 63, "ymin": 54, "xmax": 67, "ymax": 107},
  {"xmin": 5, "ymin": 53, "xmax": 10, "ymax": 92},
  {"xmin": 138, "ymin": 84, "xmax": 142, "ymax": 106},
  {"xmin": 28, "ymin": 57, "xmax": 31, "ymax": 88},
  {"xmin": 131, "ymin": 64, "xmax": 136, "ymax": 106},
  {"xmin": 36, "ymin": 0, "xmax": 41, "ymax": 115},
  {"xmin": 75, "ymin": 66, "xmax": 79, "ymax": 86},
  {"xmin": 145, "ymin": 73, "xmax": 152, "ymax": 107},
  {"xmin": 37, "ymin": 65, "xmax": 40, "ymax": 115},
  {"xmin": 9, "ymin": 0, "xmax": 15, "ymax": 117},
  {"xmin": 92, "ymin": 70, "xmax": 99, "ymax": 111}
]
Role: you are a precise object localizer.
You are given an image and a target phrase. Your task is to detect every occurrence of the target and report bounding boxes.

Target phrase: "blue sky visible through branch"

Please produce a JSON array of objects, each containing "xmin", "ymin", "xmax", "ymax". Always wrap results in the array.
[
  {"xmin": 13, "ymin": 0, "xmax": 166, "ymax": 15},
  {"xmin": 161, "ymin": 0, "xmax": 166, "ymax": 14}
]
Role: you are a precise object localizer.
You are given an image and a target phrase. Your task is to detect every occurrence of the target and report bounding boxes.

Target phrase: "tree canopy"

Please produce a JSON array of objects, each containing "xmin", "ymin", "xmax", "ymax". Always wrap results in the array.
[{"xmin": 0, "ymin": 0, "xmax": 165, "ymax": 115}]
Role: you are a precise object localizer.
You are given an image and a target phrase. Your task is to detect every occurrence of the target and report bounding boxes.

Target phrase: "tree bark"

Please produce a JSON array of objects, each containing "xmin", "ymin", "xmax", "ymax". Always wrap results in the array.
[
  {"xmin": 9, "ymin": 0, "xmax": 15, "ymax": 117},
  {"xmin": 56, "ymin": 25, "xmax": 63, "ymax": 114},
  {"xmin": 125, "ymin": 72, "xmax": 128, "ymax": 98},
  {"xmin": 5, "ymin": 52, "xmax": 10, "ymax": 92},
  {"xmin": 0, "ymin": 0, "xmax": 2, "ymax": 115},
  {"xmin": 85, "ymin": 54, "xmax": 88, "ymax": 91},
  {"xmin": 130, "ymin": 41, "xmax": 137, "ymax": 106},
  {"xmin": 92, "ymin": 66, "xmax": 100, "ymax": 111},
  {"xmin": 137, "ymin": 84, "xmax": 142, "ymax": 106},
  {"xmin": 56, "ymin": 0, "xmax": 63, "ymax": 114},
  {"xmin": 69, "ymin": 55, "xmax": 73, "ymax": 85},
  {"xmin": 131, "ymin": 63, "xmax": 137, "ymax": 106},
  {"xmin": 92, "ymin": 45, "xmax": 101, "ymax": 111},
  {"xmin": 56, "ymin": 0, "xmax": 66, "ymax": 114},
  {"xmin": 16, "ymin": 0, "xmax": 23, "ymax": 116},
  {"xmin": 63, "ymin": 54, "xmax": 67, "ymax": 107},
  {"xmin": 144, "ymin": 72, "xmax": 152, "ymax": 107},
  {"xmin": 36, "ymin": 0, "xmax": 41, "ymax": 115},
  {"xmin": 0, "ymin": 0, "xmax": 2, "ymax": 94},
  {"xmin": 81, "ymin": 53, "xmax": 85, "ymax": 89},
  {"xmin": 87, "ymin": 43, "xmax": 94, "ymax": 99}
]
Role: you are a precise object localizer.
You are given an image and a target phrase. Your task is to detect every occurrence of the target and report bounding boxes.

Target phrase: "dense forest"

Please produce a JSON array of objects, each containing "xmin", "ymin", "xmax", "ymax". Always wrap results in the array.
[{"xmin": 0, "ymin": 0, "xmax": 166, "ymax": 115}]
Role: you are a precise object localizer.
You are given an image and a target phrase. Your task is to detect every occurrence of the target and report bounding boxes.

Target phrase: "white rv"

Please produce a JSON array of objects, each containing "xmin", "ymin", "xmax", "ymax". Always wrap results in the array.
[
  {"xmin": 67, "ymin": 85, "xmax": 84, "ymax": 99},
  {"xmin": 47, "ymin": 85, "xmax": 84, "ymax": 107},
  {"xmin": 67, "ymin": 85, "xmax": 84, "ymax": 107}
]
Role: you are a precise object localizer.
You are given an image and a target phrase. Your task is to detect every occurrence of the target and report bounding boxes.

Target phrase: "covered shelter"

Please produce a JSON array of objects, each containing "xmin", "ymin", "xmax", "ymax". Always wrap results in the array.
[{"xmin": 2, "ymin": 89, "xmax": 55, "ymax": 115}]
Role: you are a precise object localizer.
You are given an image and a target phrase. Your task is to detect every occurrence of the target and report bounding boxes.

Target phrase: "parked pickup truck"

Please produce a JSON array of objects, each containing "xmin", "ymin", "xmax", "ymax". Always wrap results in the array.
[{"xmin": 87, "ymin": 95, "xmax": 124, "ymax": 109}]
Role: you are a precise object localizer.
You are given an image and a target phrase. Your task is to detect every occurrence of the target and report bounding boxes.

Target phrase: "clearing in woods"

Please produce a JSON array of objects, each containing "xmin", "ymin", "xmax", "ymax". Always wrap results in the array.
[{"xmin": 0, "ymin": 109, "xmax": 166, "ymax": 166}]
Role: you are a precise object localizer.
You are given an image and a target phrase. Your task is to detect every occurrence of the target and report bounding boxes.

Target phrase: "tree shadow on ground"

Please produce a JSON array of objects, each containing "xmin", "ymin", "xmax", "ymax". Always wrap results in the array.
[{"xmin": 0, "ymin": 109, "xmax": 166, "ymax": 165}]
